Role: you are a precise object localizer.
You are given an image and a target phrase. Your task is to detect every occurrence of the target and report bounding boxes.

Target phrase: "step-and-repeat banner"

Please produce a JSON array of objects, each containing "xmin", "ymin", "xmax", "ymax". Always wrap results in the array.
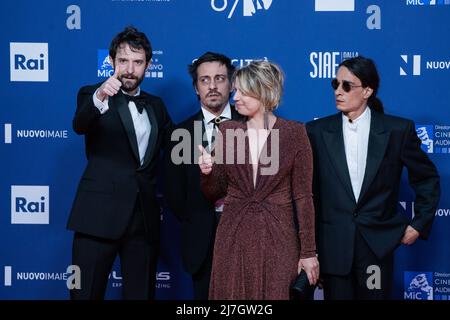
[{"xmin": 1, "ymin": 0, "xmax": 449, "ymax": 300}]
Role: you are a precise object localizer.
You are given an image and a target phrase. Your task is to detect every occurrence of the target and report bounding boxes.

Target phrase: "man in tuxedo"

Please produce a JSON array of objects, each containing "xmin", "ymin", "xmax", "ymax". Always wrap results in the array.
[
  {"xmin": 306, "ymin": 56, "xmax": 440, "ymax": 300},
  {"xmin": 165, "ymin": 52, "xmax": 242, "ymax": 299},
  {"xmin": 67, "ymin": 26, "xmax": 172, "ymax": 299}
]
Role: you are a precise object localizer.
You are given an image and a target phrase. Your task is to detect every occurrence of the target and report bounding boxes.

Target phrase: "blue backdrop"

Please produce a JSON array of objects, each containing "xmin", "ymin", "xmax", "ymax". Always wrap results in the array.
[{"xmin": 1, "ymin": 0, "xmax": 449, "ymax": 300}]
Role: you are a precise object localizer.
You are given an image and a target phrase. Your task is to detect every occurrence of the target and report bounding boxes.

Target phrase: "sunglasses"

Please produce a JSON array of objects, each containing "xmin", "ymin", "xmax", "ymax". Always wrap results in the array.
[{"xmin": 331, "ymin": 79, "xmax": 363, "ymax": 92}]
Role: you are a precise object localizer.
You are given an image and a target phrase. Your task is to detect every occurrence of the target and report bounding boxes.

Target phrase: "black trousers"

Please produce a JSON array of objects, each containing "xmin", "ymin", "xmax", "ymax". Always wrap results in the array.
[
  {"xmin": 70, "ymin": 201, "xmax": 158, "ymax": 300},
  {"xmin": 192, "ymin": 247, "xmax": 213, "ymax": 300},
  {"xmin": 191, "ymin": 210, "xmax": 221, "ymax": 300},
  {"xmin": 322, "ymin": 228, "xmax": 394, "ymax": 300}
]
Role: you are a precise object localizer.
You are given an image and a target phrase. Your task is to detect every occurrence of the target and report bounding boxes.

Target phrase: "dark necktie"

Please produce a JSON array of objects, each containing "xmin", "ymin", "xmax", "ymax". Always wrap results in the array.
[
  {"xmin": 124, "ymin": 95, "xmax": 146, "ymax": 114},
  {"xmin": 210, "ymin": 116, "xmax": 226, "ymax": 148},
  {"xmin": 209, "ymin": 115, "xmax": 227, "ymax": 218}
]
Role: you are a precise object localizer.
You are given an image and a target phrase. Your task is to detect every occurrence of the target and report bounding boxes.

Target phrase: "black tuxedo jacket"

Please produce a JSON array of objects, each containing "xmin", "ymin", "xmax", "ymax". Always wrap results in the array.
[
  {"xmin": 306, "ymin": 110, "xmax": 440, "ymax": 275},
  {"xmin": 164, "ymin": 107, "xmax": 243, "ymax": 274},
  {"xmin": 67, "ymin": 82, "xmax": 172, "ymax": 244}
]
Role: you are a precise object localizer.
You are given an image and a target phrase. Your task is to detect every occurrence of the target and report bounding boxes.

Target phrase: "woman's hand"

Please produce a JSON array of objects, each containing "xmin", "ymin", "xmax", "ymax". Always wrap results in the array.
[
  {"xmin": 298, "ymin": 256, "xmax": 320, "ymax": 286},
  {"xmin": 198, "ymin": 145, "xmax": 213, "ymax": 175}
]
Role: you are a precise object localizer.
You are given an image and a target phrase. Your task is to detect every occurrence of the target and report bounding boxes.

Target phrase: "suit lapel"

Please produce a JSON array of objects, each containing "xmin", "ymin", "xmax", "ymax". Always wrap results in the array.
[
  {"xmin": 195, "ymin": 104, "xmax": 242, "ymax": 153},
  {"xmin": 189, "ymin": 111, "xmax": 207, "ymax": 164},
  {"xmin": 195, "ymin": 111, "xmax": 209, "ymax": 150},
  {"xmin": 116, "ymin": 93, "xmax": 140, "ymax": 163},
  {"xmin": 321, "ymin": 114, "xmax": 356, "ymax": 203},
  {"xmin": 140, "ymin": 93, "xmax": 159, "ymax": 170},
  {"xmin": 358, "ymin": 111, "xmax": 390, "ymax": 204},
  {"xmin": 197, "ymin": 105, "xmax": 241, "ymax": 151}
]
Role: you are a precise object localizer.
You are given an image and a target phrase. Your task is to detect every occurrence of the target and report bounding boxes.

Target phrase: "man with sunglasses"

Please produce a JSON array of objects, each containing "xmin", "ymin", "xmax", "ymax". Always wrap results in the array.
[{"xmin": 306, "ymin": 56, "xmax": 440, "ymax": 300}]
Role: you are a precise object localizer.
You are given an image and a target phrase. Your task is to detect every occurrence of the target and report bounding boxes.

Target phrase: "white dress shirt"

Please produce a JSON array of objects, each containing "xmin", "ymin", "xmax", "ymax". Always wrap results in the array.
[
  {"xmin": 201, "ymin": 103, "xmax": 232, "ymax": 212},
  {"xmin": 93, "ymin": 88, "xmax": 151, "ymax": 165},
  {"xmin": 201, "ymin": 103, "xmax": 232, "ymax": 148},
  {"xmin": 342, "ymin": 107, "xmax": 371, "ymax": 202}
]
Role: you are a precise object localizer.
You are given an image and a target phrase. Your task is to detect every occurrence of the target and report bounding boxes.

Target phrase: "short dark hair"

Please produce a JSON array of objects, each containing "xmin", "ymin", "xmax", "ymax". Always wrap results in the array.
[
  {"xmin": 188, "ymin": 51, "xmax": 235, "ymax": 86},
  {"xmin": 339, "ymin": 56, "xmax": 384, "ymax": 113},
  {"xmin": 109, "ymin": 26, "xmax": 152, "ymax": 63}
]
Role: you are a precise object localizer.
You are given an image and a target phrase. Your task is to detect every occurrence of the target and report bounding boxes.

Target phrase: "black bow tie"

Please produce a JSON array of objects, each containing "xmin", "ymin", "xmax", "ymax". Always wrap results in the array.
[{"xmin": 124, "ymin": 95, "xmax": 146, "ymax": 114}]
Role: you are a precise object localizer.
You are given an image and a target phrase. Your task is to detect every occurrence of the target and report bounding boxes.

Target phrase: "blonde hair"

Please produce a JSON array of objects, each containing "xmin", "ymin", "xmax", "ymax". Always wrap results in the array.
[{"xmin": 233, "ymin": 60, "xmax": 284, "ymax": 112}]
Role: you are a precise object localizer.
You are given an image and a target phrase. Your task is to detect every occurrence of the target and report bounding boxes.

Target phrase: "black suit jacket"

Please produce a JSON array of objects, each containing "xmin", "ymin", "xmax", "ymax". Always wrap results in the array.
[
  {"xmin": 306, "ymin": 110, "xmax": 440, "ymax": 275},
  {"xmin": 164, "ymin": 107, "xmax": 242, "ymax": 274},
  {"xmin": 67, "ymin": 82, "xmax": 172, "ymax": 244}
]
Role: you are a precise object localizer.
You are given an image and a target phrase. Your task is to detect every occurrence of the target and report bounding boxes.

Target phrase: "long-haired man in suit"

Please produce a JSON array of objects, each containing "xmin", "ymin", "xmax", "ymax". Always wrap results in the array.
[
  {"xmin": 165, "ymin": 52, "xmax": 242, "ymax": 299},
  {"xmin": 306, "ymin": 56, "xmax": 440, "ymax": 299},
  {"xmin": 67, "ymin": 26, "xmax": 172, "ymax": 299}
]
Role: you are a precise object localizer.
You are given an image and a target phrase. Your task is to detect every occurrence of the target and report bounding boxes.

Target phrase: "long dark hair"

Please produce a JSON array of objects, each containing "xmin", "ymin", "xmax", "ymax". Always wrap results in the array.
[{"xmin": 339, "ymin": 56, "xmax": 384, "ymax": 113}]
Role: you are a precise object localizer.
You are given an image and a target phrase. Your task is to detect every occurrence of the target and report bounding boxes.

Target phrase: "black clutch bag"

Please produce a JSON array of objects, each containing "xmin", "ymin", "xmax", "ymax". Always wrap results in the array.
[{"xmin": 290, "ymin": 270, "xmax": 315, "ymax": 300}]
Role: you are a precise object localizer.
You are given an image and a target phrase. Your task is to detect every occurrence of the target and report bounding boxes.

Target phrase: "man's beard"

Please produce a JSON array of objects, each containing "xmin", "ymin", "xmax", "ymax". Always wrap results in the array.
[
  {"xmin": 120, "ymin": 73, "xmax": 144, "ymax": 93},
  {"xmin": 206, "ymin": 100, "xmax": 225, "ymax": 111},
  {"xmin": 205, "ymin": 91, "xmax": 227, "ymax": 111}
]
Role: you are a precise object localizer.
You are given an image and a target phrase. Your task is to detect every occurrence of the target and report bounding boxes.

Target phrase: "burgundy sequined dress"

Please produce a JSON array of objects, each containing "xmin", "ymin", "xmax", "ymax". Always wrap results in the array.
[{"xmin": 201, "ymin": 118, "xmax": 316, "ymax": 300}]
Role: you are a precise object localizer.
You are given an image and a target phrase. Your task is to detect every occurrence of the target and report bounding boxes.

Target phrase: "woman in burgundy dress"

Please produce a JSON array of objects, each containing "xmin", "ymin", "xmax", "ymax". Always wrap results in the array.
[{"xmin": 198, "ymin": 60, "xmax": 319, "ymax": 300}]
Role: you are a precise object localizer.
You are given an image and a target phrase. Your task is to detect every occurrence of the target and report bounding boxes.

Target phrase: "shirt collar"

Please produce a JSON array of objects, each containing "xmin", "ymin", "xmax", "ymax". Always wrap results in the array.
[
  {"xmin": 201, "ymin": 103, "xmax": 232, "ymax": 124},
  {"xmin": 342, "ymin": 106, "xmax": 370, "ymax": 129}
]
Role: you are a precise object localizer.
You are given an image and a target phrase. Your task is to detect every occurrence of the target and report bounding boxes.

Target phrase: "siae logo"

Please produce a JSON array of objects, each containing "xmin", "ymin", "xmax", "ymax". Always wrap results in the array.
[
  {"xmin": 309, "ymin": 51, "xmax": 358, "ymax": 79},
  {"xmin": 400, "ymin": 55, "xmax": 421, "ymax": 76},
  {"xmin": 10, "ymin": 42, "xmax": 49, "ymax": 82},
  {"xmin": 211, "ymin": 0, "xmax": 273, "ymax": 19},
  {"xmin": 11, "ymin": 185, "xmax": 49, "ymax": 224}
]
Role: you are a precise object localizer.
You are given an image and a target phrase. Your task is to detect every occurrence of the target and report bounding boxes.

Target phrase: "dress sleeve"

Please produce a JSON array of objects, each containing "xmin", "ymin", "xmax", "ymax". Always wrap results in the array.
[
  {"xmin": 200, "ymin": 125, "xmax": 228, "ymax": 202},
  {"xmin": 291, "ymin": 124, "xmax": 316, "ymax": 258}
]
